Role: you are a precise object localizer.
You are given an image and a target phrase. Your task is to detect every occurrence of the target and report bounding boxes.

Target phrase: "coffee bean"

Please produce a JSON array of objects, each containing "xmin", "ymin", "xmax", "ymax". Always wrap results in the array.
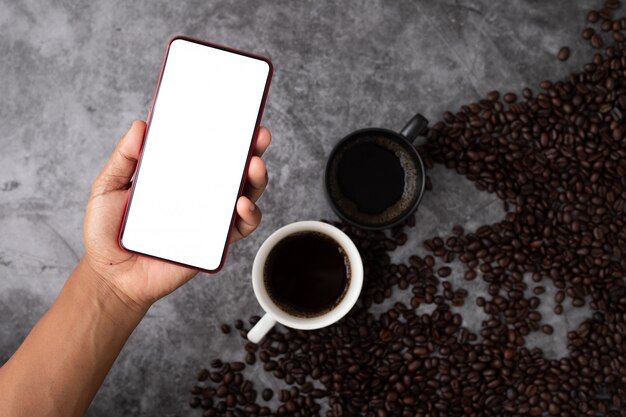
[
  {"xmin": 223, "ymin": 372, "xmax": 234, "ymax": 384},
  {"xmin": 230, "ymin": 362, "xmax": 245, "ymax": 371},
  {"xmin": 200, "ymin": 398, "xmax": 213, "ymax": 409},
  {"xmin": 197, "ymin": 369, "xmax": 209, "ymax": 382},
  {"xmin": 220, "ymin": 324, "xmax": 231, "ymax": 334},
  {"xmin": 395, "ymin": 233, "xmax": 408, "ymax": 245},
  {"xmin": 504, "ymin": 349, "xmax": 515, "ymax": 360},
  {"xmin": 437, "ymin": 266, "xmax": 452, "ymax": 277},
  {"xmin": 583, "ymin": 27, "xmax": 595, "ymax": 39},
  {"xmin": 487, "ymin": 90, "xmax": 500, "ymax": 101},
  {"xmin": 464, "ymin": 270, "xmax": 477, "ymax": 281},
  {"xmin": 383, "ymin": 239, "xmax": 396, "ymax": 251},
  {"xmin": 452, "ymin": 225, "xmax": 465, "ymax": 235},
  {"xmin": 504, "ymin": 92, "xmax": 517, "ymax": 103},
  {"xmin": 548, "ymin": 403, "xmax": 560, "ymax": 415},
  {"xmin": 593, "ymin": 312, "xmax": 605, "ymax": 322},
  {"xmin": 591, "ymin": 33, "xmax": 604, "ymax": 48},
  {"xmin": 402, "ymin": 396, "xmax": 415, "ymax": 405},
  {"xmin": 558, "ymin": 46, "xmax": 570, "ymax": 61},
  {"xmin": 262, "ymin": 388, "xmax": 273, "ymax": 401},
  {"xmin": 202, "ymin": 387, "xmax": 216, "ymax": 398},
  {"xmin": 555, "ymin": 291, "xmax": 565, "ymax": 303}
]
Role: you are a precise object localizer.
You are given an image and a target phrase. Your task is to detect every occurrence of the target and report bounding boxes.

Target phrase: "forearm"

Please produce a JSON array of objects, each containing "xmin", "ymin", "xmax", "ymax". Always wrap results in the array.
[{"xmin": 0, "ymin": 259, "xmax": 147, "ymax": 417}]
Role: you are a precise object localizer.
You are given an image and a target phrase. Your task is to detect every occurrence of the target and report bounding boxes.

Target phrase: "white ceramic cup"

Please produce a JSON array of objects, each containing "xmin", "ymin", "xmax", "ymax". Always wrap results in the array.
[{"xmin": 247, "ymin": 221, "xmax": 363, "ymax": 343}]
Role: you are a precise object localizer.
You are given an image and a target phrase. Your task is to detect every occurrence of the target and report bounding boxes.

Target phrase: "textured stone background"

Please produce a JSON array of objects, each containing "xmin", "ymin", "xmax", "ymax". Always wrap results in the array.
[{"xmin": 0, "ymin": 0, "xmax": 600, "ymax": 415}]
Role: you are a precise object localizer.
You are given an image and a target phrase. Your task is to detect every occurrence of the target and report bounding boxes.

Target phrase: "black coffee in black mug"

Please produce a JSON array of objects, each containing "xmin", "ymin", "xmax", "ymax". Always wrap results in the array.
[
  {"xmin": 325, "ymin": 114, "xmax": 429, "ymax": 229},
  {"xmin": 263, "ymin": 231, "xmax": 351, "ymax": 317}
]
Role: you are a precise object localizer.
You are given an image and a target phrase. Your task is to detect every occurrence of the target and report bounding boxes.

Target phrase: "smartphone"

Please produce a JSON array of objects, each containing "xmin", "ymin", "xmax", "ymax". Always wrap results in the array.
[{"xmin": 119, "ymin": 36, "xmax": 273, "ymax": 273}]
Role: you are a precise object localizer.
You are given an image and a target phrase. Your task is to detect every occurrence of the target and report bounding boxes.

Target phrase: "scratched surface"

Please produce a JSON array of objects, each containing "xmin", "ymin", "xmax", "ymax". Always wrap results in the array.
[{"xmin": 0, "ymin": 1, "xmax": 597, "ymax": 415}]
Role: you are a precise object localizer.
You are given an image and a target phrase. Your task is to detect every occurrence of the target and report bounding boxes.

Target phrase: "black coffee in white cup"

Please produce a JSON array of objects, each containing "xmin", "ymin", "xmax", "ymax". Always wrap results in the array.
[{"xmin": 247, "ymin": 221, "xmax": 363, "ymax": 344}]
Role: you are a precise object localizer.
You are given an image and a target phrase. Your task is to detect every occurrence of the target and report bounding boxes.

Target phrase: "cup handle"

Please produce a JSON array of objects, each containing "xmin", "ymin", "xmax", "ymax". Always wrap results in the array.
[
  {"xmin": 247, "ymin": 313, "xmax": 276, "ymax": 344},
  {"xmin": 400, "ymin": 113, "xmax": 429, "ymax": 146}
]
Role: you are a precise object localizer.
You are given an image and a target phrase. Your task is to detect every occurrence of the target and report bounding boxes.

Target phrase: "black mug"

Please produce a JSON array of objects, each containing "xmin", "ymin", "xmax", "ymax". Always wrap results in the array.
[{"xmin": 324, "ymin": 113, "xmax": 428, "ymax": 230}]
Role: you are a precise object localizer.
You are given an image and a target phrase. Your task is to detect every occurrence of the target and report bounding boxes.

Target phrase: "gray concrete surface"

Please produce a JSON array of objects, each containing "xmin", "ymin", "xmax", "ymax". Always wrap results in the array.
[{"xmin": 0, "ymin": 0, "xmax": 598, "ymax": 415}]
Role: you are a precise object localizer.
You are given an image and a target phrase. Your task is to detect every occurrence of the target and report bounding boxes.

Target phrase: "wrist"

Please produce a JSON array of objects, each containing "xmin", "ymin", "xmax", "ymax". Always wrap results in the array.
[{"xmin": 76, "ymin": 259, "xmax": 149, "ymax": 324}]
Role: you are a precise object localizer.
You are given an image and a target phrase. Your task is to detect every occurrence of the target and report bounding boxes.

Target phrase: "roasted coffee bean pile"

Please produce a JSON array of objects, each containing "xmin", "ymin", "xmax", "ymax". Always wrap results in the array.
[{"xmin": 182, "ymin": 2, "xmax": 626, "ymax": 416}]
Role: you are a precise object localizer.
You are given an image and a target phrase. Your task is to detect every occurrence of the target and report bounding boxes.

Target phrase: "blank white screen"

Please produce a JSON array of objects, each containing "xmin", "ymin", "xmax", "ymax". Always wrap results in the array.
[{"xmin": 121, "ymin": 38, "xmax": 270, "ymax": 271}]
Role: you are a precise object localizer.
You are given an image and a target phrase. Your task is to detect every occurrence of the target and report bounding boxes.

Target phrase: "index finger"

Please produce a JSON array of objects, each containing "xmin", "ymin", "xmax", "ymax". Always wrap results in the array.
[{"xmin": 253, "ymin": 127, "xmax": 271, "ymax": 157}]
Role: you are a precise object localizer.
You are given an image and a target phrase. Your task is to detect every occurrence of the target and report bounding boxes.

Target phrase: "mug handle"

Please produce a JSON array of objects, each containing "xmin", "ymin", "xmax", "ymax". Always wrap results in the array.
[
  {"xmin": 400, "ymin": 113, "xmax": 429, "ymax": 146},
  {"xmin": 247, "ymin": 313, "xmax": 277, "ymax": 343}
]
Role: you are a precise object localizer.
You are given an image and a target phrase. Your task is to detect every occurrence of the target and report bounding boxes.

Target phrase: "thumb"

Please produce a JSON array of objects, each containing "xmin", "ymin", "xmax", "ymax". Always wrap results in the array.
[{"xmin": 92, "ymin": 120, "xmax": 146, "ymax": 196}]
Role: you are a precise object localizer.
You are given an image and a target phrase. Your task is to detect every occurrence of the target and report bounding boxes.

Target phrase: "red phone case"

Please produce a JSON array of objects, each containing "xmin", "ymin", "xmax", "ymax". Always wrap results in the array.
[{"xmin": 118, "ymin": 36, "xmax": 273, "ymax": 274}]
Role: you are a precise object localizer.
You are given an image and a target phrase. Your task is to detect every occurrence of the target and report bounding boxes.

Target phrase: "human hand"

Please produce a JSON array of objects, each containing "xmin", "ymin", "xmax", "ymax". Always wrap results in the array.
[{"xmin": 83, "ymin": 121, "xmax": 271, "ymax": 312}]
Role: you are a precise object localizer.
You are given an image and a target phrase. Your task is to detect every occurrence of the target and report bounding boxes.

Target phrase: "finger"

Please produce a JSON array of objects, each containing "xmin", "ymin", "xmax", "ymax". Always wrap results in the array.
[
  {"xmin": 244, "ymin": 156, "xmax": 268, "ymax": 203},
  {"xmin": 92, "ymin": 120, "xmax": 146, "ymax": 195},
  {"xmin": 233, "ymin": 196, "xmax": 262, "ymax": 240},
  {"xmin": 252, "ymin": 127, "xmax": 271, "ymax": 157}
]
